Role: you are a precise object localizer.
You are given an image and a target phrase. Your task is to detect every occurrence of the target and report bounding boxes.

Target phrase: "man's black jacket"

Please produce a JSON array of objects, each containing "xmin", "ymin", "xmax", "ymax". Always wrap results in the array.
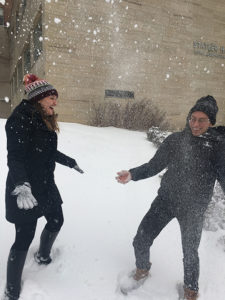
[{"xmin": 130, "ymin": 127, "xmax": 225, "ymax": 210}]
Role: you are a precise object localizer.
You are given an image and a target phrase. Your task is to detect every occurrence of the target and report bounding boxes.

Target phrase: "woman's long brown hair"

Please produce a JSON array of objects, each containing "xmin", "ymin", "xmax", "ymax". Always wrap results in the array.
[{"xmin": 33, "ymin": 102, "xmax": 60, "ymax": 132}]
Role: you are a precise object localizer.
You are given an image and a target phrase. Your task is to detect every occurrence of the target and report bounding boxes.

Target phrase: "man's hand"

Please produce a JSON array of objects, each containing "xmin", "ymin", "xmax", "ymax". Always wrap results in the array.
[
  {"xmin": 11, "ymin": 182, "xmax": 38, "ymax": 210},
  {"xmin": 116, "ymin": 170, "xmax": 132, "ymax": 184},
  {"xmin": 73, "ymin": 164, "xmax": 84, "ymax": 174}
]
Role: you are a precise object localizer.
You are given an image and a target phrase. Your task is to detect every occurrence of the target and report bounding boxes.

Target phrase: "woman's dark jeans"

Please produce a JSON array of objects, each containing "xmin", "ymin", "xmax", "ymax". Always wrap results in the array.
[{"xmin": 11, "ymin": 205, "xmax": 64, "ymax": 251}]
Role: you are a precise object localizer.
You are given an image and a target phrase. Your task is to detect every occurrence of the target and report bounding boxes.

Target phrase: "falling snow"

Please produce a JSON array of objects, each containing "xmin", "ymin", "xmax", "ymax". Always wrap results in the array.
[{"xmin": 54, "ymin": 18, "xmax": 61, "ymax": 24}]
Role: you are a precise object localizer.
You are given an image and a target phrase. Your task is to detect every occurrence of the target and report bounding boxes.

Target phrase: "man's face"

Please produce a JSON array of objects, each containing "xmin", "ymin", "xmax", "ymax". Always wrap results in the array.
[{"xmin": 189, "ymin": 111, "xmax": 212, "ymax": 136}]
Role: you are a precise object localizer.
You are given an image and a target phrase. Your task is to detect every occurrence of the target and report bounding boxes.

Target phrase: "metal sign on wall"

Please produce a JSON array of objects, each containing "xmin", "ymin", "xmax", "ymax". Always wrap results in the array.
[{"xmin": 193, "ymin": 41, "xmax": 225, "ymax": 59}]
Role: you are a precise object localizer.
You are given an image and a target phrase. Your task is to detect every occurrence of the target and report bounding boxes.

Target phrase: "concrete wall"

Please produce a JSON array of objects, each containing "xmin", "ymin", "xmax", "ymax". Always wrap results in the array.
[
  {"xmin": 8, "ymin": 0, "xmax": 45, "ymax": 108},
  {"xmin": 0, "ymin": 25, "xmax": 10, "ymax": 118},
  {"xmin": 7, "ymin": 0, "xmax": 225, "ymax": 129}
]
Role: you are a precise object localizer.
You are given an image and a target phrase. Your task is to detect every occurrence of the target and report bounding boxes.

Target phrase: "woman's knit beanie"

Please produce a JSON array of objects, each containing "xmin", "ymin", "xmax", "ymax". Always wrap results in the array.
[{"xmin": 23, "ymin": 74, "xmax": 58, "ymax": 102}]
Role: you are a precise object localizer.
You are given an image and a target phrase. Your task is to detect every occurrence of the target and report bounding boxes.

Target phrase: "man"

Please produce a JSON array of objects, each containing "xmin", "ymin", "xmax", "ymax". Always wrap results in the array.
[{"xmin": 116, "ymin": 95, "xmax": 225, "ymax": 300}]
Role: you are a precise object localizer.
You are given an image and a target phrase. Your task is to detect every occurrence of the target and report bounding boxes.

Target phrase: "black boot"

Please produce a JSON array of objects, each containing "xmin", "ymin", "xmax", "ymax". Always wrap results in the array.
[
  {"xmin": 4, "ymin": 249, "xmax": 27, "ymax": 300},
  {"xmin": 34, "ymin": 228, "xmax": 59, "ymax": 265}
]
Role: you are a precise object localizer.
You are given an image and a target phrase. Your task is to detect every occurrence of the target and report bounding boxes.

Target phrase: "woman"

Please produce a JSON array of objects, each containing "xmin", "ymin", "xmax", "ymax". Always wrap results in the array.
[{"xmin": 3, "ymin": 74, "xmax": 84, "ymax": 300}]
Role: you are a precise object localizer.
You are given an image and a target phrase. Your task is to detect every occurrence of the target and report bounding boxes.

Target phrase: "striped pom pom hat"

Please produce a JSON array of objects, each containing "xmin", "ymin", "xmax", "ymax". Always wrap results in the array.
[{"xmin": 23, "ymin": 74, "xmax": 58, "ymax": 102}]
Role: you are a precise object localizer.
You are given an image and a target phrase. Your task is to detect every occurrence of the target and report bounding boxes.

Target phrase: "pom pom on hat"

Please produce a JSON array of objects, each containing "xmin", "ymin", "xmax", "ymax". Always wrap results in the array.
[
  {"xmin": 23, "ymin": 74, "xmax": 39, "ymax": 86},
  {"xmin": 23, "ymin": 73, "xmax": 58, "ymax": 102}
]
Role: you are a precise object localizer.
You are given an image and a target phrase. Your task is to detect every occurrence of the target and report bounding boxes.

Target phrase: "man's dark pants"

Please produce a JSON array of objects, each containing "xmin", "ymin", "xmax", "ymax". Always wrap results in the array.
[{"xmin": 133, "ymin": 196, "xmax": 205, "ymax": 291}]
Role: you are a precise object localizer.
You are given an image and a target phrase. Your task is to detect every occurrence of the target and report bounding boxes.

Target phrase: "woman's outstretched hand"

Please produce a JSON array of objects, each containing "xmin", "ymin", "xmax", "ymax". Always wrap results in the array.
[{"xmin": 73, "ymin": 164, "xmax": 84, "ymax": 174}]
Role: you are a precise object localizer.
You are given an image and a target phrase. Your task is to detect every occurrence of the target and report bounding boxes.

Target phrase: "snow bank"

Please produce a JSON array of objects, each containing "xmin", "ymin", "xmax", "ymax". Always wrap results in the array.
[{"xmin": 0, "ymin": 119, "xmax": 224, "ymax": 299}]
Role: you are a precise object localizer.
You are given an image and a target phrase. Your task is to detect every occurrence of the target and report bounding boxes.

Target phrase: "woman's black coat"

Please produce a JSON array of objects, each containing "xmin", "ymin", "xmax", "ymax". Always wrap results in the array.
[
  {"xmin": 129, "ymin": 127, "xmax": 225, "ymax": 211},
  {"xmin": 5, "ymin": 100, "xmax": 76, "ymax": 224}
]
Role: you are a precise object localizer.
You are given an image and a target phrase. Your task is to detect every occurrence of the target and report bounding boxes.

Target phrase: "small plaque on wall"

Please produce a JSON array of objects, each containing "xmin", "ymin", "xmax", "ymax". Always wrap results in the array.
[{"xmin": 105, "ymin": 90, "xmax": 134, "ymax": 99}]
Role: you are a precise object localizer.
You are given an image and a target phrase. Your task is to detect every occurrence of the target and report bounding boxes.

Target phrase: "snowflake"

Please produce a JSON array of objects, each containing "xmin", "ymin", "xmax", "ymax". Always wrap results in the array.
[{"xmin": 54, "ymin": 18, "xmax": 61, "ymax": 24}]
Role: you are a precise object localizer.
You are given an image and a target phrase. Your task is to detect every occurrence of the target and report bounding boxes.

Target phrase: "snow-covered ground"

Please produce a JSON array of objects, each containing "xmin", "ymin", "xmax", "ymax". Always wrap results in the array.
[{"xmin": 0, "ymin": 118, "xmax": 225, "ymax": 300}]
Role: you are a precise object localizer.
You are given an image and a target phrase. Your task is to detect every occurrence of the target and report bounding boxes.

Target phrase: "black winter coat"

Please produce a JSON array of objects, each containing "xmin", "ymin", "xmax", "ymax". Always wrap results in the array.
[
  {"xmin": 5, "ymin": 100, "xmax": 76, "ymax": 224},
  {"xmin": 130, "ymin": 127, "xmax": 225, "ymax": 211}
]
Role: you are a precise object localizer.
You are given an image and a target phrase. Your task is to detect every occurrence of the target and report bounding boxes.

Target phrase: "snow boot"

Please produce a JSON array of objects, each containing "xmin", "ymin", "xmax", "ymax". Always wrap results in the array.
[
  {"xmin": 3, "ymin": 249, "xmax": 27, "ymax": 300},
  {"xmin": 34, "ymin": 228, "xmax": 59, "ymax": 265},
  {"xmin": 183, "ymin": 286, "xmax": 198, "ymax": 300},
  {"xmin": 1, "ymin": 294, "xmax": 18, "ymax": 300},
  {"xmin": 119, "ymin": 267, "xmax": 150, "ymax": 295}
]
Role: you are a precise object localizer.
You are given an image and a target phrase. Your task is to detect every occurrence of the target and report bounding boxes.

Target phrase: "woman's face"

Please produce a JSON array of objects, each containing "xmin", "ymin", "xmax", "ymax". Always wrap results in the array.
[{"xmin": 38, "ymin": 95, "xmax": 57, "ymax": 116}]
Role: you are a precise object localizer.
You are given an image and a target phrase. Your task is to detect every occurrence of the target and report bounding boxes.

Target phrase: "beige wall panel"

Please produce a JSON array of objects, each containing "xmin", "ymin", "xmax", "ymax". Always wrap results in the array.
[
  {"xmin": 57, "ymin": 100, "xmax": 90, "ymax": 123},
  {"xmin": 0, "ymin": 101, "xmax": 11, "ymax": 118},
  {"xmin": 4, "ymin": 0, "xmax": 225, "ymax": 128}
]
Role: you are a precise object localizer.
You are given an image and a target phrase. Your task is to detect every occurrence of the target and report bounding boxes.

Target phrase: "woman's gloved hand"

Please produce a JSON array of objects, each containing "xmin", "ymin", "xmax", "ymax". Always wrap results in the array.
[
  {"xmin": 11, "ymin": 182, "xmax": 38, "ymax": 210},
  {"xmin": 73, "ymin": 164, "xmax": 84, "ymax": 174}
]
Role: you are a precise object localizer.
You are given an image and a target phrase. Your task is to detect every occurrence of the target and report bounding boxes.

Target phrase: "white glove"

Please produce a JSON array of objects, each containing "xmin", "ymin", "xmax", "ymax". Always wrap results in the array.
[{"xmin": 11, "ymin": 182, "xmax": 38, "ymax": 210}]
